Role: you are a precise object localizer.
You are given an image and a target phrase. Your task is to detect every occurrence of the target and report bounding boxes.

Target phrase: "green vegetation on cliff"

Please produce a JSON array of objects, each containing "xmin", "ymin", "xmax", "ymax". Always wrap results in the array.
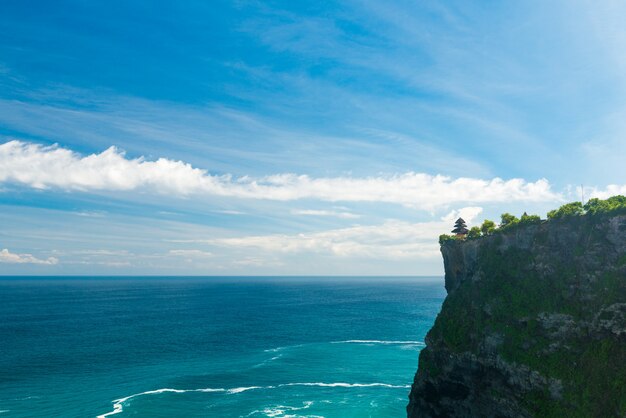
[
  {"xmin": 410, "ymin": 196, "xmax": 626, "ymax": 418},
  {"xmin": 431, "ymin": 244, "xmax": 625, "ymax": 416},
  {"xmin": 439, "ymin": 195, "xmax": 626, "ymax": 244}
]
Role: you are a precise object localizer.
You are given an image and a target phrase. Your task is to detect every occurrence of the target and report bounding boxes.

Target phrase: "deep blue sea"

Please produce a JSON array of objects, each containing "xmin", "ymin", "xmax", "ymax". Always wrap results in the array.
[{"xmin": 0, "ymin": 277, "xmax": 445, "ymax": 417}]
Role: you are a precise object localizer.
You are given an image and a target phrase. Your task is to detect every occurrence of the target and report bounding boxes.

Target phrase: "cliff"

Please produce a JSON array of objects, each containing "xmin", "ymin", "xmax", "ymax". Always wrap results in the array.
[{"xmin": 407, "ymin": 213, "xmax": 626, "ymax": 417}]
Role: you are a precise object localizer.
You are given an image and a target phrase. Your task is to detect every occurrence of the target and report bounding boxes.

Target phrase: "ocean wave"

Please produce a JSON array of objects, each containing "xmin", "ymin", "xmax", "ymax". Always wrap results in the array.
[
  {"xmin": 228, "ymin": 386, "xmax": 270, "ymax": 394},
  {"xmin": 97, "ymin": 382, "xmax": 408, "ymax": 417},
  {"xmin": 332, "ymin": 339, "xmax": 425, "ymax": 346},
  {"xmin": 283, "ymin": 382, "xmax": 410, "ymax": 389},
  {"xmin": 0, "ymin": 396, "xmax": 39, "ymax": 401},
  {"xmin": 263, "ymin": 344, "xmax": 305, "ymax": 353},
  {"xmin": 253, "ymin": 353, "xmax": 283, "ymax": 368},
  {"xmin": 97, "ymin": 388, "xmax": 226, "ymax": 418},
  {"xmin": 246, "ymin": 401, "xmax": 315, "ymax": 418},
  {"xmin": 264, "ymin": 339, "xmax": 425, "ymax": 354}
]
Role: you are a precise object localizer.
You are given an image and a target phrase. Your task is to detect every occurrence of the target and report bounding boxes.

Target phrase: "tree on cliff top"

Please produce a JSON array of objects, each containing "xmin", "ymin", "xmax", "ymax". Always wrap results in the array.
[
  {"xmin": 500, "ymin": 213, "xmax": 519, "ymax": 229},
  {"xmin": 584, "ymin": 195, "xmax": 626, "ymax": 215},
  {"xmin": 547, "ymin": 201, "xmax": 584, "ymax": 219},
  {"xmin": 520, "ymin": 212, "xmax": 541, "ymax": 225},
  {"xmin": 481, "ymin": 219, "xmax": 496, "ymax": 235},
  {"xmin": 467, "ymin": 226, "xmax": 481, "ymax": 239}
]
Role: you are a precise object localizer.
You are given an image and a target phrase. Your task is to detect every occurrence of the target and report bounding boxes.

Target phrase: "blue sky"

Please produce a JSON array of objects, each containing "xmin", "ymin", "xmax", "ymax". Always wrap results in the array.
[{"xmin": 1, "ymin": 0, "xmax": 626, "ymax": 275}]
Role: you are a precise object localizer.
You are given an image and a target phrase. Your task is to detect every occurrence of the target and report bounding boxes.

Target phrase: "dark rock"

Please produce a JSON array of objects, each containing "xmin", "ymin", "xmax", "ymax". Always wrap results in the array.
[{"xmin": 408, "ymin": 214, "xmax": 626, "ymax": 417}]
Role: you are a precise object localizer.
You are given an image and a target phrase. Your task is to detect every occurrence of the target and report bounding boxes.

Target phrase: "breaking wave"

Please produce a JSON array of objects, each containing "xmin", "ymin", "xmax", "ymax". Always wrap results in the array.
[
  {"xmin": 97, "ymin": 382, "xmax": 409, "ymax": 417},
  {"xmin": 332, "ymin": 339, "xmax": 425, "ymax": 346},
  {"xmin": 246, "ymin": 400, "xmax": 316, "ymax": 417}
]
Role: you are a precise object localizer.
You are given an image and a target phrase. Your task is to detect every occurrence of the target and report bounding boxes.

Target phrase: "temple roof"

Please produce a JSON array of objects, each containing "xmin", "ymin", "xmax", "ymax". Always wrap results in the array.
[{"xmin": 452, "ymin": 217, "xmax": 468, "ymax": 234}]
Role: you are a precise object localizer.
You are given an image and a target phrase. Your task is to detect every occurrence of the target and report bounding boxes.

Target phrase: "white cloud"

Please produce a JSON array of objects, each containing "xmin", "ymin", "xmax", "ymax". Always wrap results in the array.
[
  {"xmin": 167, "ymin": 249, "xmax": 213, "ymax": 258},
  {"xmin": 181, "ymin": 207, "xmax": 482, "ymax": 260},
  {"xmin": 586, "ymin": 184, "xmax": 626, "ymax": 200},
  {"xmin": 214, "ymin": 210, "xmax": 246, "ymax": 215},
  {"xmin": 291, "ymin": 209, "xmax": 361, "ymax": 219},
  {"xmin": 233, "ymin": 257, "xmax": 284, "ymax": 267},
  {"xmin": 441, "ymin": 206, "xmax": 484, "ymax": 223},
  {"xmin": 0, "ymin": 248, "xmax": 58, "ymax": 265},
  {"xmin": 70, "ymin": 249, "xmax": 130, "ymax": 256},
  {"xmin": 74, "ymin": 211, "xmax": 107, "ymax": 218},
  {"xmin": 65, "ymin": 260, "xmax": 131, "ymax": 267},
  {"xmin": 0, "ymin": 140, "xmax": 560, "ymax": 210}
]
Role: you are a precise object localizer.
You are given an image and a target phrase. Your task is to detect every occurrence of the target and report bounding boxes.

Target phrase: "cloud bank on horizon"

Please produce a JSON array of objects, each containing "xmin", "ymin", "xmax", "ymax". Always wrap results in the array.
[
  {"xmin": 0, "ymin": 248, "xmax": 58, "ymax": 265},
  {"xmin": 0, "ymin": 140, "xmax": 560, "ymax": 209},
  {"xmin": 1, "ymin": 0, "xmax": 626, "ymax": 275}
]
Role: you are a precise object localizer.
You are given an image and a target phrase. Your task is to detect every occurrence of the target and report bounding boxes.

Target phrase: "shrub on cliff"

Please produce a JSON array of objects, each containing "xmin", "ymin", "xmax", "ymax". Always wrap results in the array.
[
  {"xmin": 584, "ymin": 198, "xmax": 610, "ymax": 215},
  {"xmin": 467, "ymin": 226, "xmax": 481, "ymax": 239},
  {"xmin": 439, "ymin": 234, "xmax": 456, "ymax": 244},
  {"xmin": 445, "ymin": 196, "xmax": 626, "ymax": 245},
  {"xmin": 547, "ymin": 202, "xmax": 584, "ymax": 220},
  {"xmin": 499, "ymin": 213, "xmax": 519, "ymax": 229},
  {"xmin": 481, "ymin": 219, "xmax": 496, "ymax": 235},
  {"xmin": 519, "ymin": 212, "xmax": 541, "ymax": 225},
  {"xmin": 606, "ymin": 194, "xmax": 626, "ymax": 209},
  {"xmin": 584, "ymin": 195, "xmax": 626, "ymax": 215}
]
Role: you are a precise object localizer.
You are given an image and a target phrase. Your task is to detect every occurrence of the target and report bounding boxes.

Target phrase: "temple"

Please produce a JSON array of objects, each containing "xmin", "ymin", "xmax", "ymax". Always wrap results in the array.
[{"xmin": 451, "ymin": 217, "xmax": 468, "ymax": 237}]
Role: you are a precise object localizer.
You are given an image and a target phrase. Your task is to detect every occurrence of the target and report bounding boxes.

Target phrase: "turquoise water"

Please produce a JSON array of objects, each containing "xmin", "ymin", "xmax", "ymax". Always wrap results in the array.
[{"xmin": 0, "ymin": 277, "xmax": 445, "ymax": 417}]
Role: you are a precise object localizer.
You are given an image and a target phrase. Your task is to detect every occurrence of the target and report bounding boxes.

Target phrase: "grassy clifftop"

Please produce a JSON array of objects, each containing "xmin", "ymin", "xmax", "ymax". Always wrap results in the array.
[{"xmin": 408, "ymin": 208, "xmax": 626, "ymax": 418}]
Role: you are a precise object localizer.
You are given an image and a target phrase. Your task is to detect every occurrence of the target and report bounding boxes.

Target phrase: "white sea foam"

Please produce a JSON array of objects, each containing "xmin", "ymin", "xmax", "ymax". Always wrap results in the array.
[
  {"xmin": 0, "ymin": 410, "xmax": 10, "ymax": 414},
  {"xmin": 228, "ymin": 386, "xmax": 270, "ymax": 394},
  {"xmin": 253, "ymin": 353, "xmax": 283, "ymax": 368},
  {"xmin": 97, "ymin": 382, "xmax": 407, "ymax": 416},
  {"xmin": 332, "ymin": 339, "xmax": 425, "ymax": 346},
  {"xmin": 247, "ymin": 401, "xmax": 319, "ymax": 418},
  {"xmin": 97, "ymin": 401, "xmax": 123, "ymax": 418},
  {"xmin": 263, "ymin": 344, "xmax": 305, "ymax": 353},
  {"xmin": 282, "ymin": 382, "xmax": 410, "ymax": 389},
  {"xmin": 96, "ymin": 387, "xmax": 226, "ymax": 417},
  {"xmin": 1, "ymin": 396, "xmax": 39, "ymax": 401}
]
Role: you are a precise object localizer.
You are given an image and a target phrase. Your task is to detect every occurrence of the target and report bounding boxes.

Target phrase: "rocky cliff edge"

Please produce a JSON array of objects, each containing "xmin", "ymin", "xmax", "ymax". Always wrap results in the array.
[{"xmin": 407, "ymin": 214, "xmax": 626, "ymax": 418}]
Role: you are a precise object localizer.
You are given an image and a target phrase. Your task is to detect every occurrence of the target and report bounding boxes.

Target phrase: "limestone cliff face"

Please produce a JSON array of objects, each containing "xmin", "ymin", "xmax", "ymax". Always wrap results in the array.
[{"xmin": 407, "ymin": 214, "xmax": 626, "ymax": 418}]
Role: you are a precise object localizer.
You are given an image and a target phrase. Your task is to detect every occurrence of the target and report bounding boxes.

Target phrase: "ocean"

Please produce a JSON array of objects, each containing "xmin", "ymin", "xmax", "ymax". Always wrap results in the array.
[{"xmin": 0, "ymin": 277, "xmax": 445, "ymax": 417}]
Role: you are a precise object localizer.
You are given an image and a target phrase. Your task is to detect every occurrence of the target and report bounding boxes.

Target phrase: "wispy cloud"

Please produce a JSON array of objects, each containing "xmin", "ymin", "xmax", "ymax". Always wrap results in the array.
[
  {"xmin": 291, "ymin": 209, "xmax": 360, "ymax": 219},
  {"xmin": 74, "ymin": 211, "xmax": 107, "ymax": 218},
  {"xmin": 0, "ymin": 140, "xmax": 560, "ymax": 210},
  {"xmin": 0, "ymin": 248, "xmax": 58, "ymax": 265},
  {"xmin": 214, "ymin": 210, "xmax": 246, "ymax": 215},
  {"xmin": 69, "ymin": 249, "xmax": 130, "ymax": 256},
  {"xmin": 167, "ymin": 249, "xmax": 213, "ymax": 258},
  {"xmin": 179, "ymin": 207, "xmax": 483, "ymax": 260},
  {"xmin": 0, "ymin": 91, "xmax": 487, "ymax": 178}
]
